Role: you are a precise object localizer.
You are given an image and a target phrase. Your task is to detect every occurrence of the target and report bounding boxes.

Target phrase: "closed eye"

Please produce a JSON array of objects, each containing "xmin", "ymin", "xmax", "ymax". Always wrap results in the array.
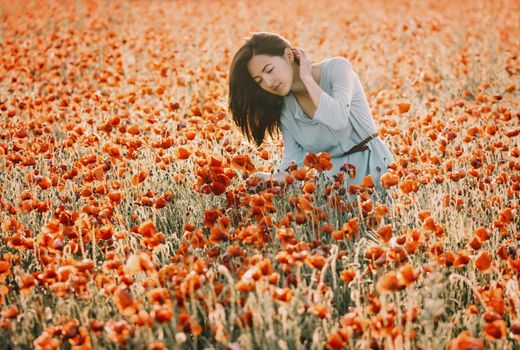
[{"xmin": 256, "ymin": 68, "xmax": 274, "ymax": 84}]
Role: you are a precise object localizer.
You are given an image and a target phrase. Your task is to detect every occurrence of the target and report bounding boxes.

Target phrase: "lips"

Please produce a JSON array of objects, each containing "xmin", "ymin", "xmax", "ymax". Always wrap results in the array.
[{"xmin": 274, "ymin": 83, "xmax": 282, "ymax": 91}]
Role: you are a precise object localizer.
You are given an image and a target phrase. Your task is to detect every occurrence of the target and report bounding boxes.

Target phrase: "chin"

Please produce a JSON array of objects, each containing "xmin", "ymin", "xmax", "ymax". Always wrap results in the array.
[
  {"xmin": 277, "ymin": 87, "xmax": 289, "ymax": 96},
  {"xmin": 269, "ymin": 90, "xmax": 283, "ymax": 97},
  {"xmin": 268, "ymin": 85, "xmax": 288, "ymax": 96}
]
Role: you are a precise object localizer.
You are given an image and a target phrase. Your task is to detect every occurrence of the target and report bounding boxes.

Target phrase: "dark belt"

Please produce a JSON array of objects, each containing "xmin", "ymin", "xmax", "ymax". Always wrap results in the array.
[{"xmin": 342, "ymin": 132, "xmax": 379, "ymax": 156}]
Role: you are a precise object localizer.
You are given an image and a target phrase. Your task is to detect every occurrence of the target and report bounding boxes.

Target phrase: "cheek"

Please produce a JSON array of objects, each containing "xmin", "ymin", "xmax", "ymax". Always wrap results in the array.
[
  {"xmin": 259, "ymin": 82, "xmax": 270, "ymax": 92},
  {"xmin": 285, "ymin": 67, "xmax": 293, "ymax": 81},
  {"xmin": 284, "ymin": 71, "xmax": 292, "ymax": 84}
]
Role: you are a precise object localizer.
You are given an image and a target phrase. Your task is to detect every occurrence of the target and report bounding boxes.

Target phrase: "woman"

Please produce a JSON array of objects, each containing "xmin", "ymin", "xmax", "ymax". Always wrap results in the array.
[{"xmin": 228, "ymin": 32, "xmax": 394, "ymax": 197}]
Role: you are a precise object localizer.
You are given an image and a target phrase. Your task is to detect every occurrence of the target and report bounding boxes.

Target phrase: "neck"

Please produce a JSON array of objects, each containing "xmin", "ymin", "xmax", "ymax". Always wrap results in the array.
[{"xmin": 290, "ymin": 63, "xmax": 317, "ymax": 96}]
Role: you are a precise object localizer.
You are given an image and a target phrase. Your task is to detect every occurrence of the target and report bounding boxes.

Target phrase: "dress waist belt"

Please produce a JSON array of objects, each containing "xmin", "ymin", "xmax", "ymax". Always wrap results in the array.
[{"xmin": 342, "ymin": 132, "xmax": 379, "ymax": 156}]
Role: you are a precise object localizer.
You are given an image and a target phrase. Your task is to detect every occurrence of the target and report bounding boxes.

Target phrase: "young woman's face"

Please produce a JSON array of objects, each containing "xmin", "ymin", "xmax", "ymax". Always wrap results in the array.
[{"xmin": 247, "ymin": 48, "xmax": 295, "ymax": 96}]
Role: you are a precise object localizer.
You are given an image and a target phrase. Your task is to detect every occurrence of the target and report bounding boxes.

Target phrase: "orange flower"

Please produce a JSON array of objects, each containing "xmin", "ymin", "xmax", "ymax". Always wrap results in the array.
[
  {"xmin": 298, "ymin": 196, "xmax": 314, "ymax": 213},
  {"xmin": 138, "ymin": 220, "xmax": 157, "ymax": 238},
  {"xmin": 93, "ymin": 165, "xmax": 105, "ymax": 181},
  {"xmin": 304, "ymin": 153, "xmax": 320, "ymax": 169},
  {"xmin": 376, "ymin": 271, "xmax": 405, "ymax": 294},
  {"xmin": 326, "ymin": 330, "xmax": 348, "ymax": 350},
  {"xmin": 185, "ymin": 130, "xmax": 197, "ymax": 140},
  {"xmin": 447, "ymin": 331, "xmax": 484, "ymax": 350},
  {"xmin": 230, "ymin": 155, "xmax": 256, "ymax": 173},
  {"xmin": 361, "ymin": 198, "xmax": 373, "ymax": 214},
  {"xmin": 453, "ymin": 251, "xmax": 470, "ymax": 268},
  {"xmin": 377, "ymin": 224, "xmax": 393, "ymax": 243},
  {"xmin": 505, "ymin": 83, "xmax": 516, "ymax": 93},
  {"xmin": 340, "ymin": 268, "xmax": 356, "ymax": 284},
  {"xmin": 510, "ymin": 321, "xmax": 520, "ymax": 339},
  {"xmin": 422, "ymin": 216, "xmax": 437, "ymax": 231},
  {"xmin": 257, "ymin": 149, "xmax": 270, "ymax": 160},
  {"xmin": 483, "ymin": 320, "xmax": 507, "ymax": 340},
  {"xmin": 321, "ymin": 223, "xmax": 334, "ymax": 234},
  {"xmin": 272, "ymin": 287, "xmax": 293, "ymax": 302},
  {"xmin": 127, "ymin": 124, "xmax": 140, "ymax": 135},
  {"xmin": 291, "ymin": 167, "xmax": 307, "ymax": 181},
  {"xmin": 36, "ymin": 176, "xmax": 52, "ymax": 190},
  {"xmin": 1, "ymin": 305, "xmax": 19, "ymax": 319},
  {"xmin": 417, "ymin": 210, "xmax": 431, "ymax": 222},
  {"xmin": 380, "ymin": 172, "xmax": 399, "ymax": 188},
  {"xmin": 114, "ymin": 287, "xmax": 137, "ymax": 316},
  {"xmin": 154, "ymin": 197, "xmax": 167, "ymax": 209},
  {"xmin": 94, "ymin": 182, "xmax": 108, "ymax": 195},
  {"xmin": 307, "ymin": 255, "xmax": 327, "ymax": 269},
  {"xmin": 0, "ymin": 260, "xmax": 10, "ymax": 283},
  {"xmin": 342, "ymin": 218, "xmax": 359, "ymax": 237},
  {"xmin": 474, "ymin": 227, "xmax": 490, "ymax": 242},
  {"xmin": 399, "ymin": 179, "xmax": 418, "ymax": 194},
  {"xmin": 152, "ymin": 305, "xmax": 174, "ymax": 323},
  {"xmin": 303, "ymin": 182, "xmax": 316, "ymax": 194},
  {"xmin": 332, "ymin": 230, "xmax": 345, "ymax": 240},
  {"xmin": 131, "ymin": 170, "xmax": 148, "ymax": 186},
  {"xmin": 474, "ymin": 251, "xmax": 492, "ymax": 272},
  {"xmin": 124, "ymin": 252, "xmax": 153, "ymax": 275},
  {"xmin": 176, "ymin": 147, "xmax": 191, "ymax": 160},
  {"xmin": 209, "ymin": 226, "xmax": 228, "ymax": 243},
  {"xmin": 80, "ymin": 186, "xmax": 93, "ymax": 197},
  {"xmin": 361, "ymin": 175, "xmax": 374, "ymax": 189},
  {"xmin": 310, "ymin": 303, "xmax": 329, "ymax": 319},
  {"xmin": 374, "ymin": 204, "xmax": 390, "ymax": 217},
  {"xmin": 149, "ymin": 342, "xmax": 168, "ymax": 350},
  {"xmin": 108, "ymin": 190, "xmax": 124, "ymax": 203},
  {"xmin": 304, "ymin": 152, "xmax": 333, "ymax": 172},
  {"xmin": 340, "ymin": 163, "xmax": 356, "ymax": 179},
  {"xmin": 318, "ymin": 153, "xmax": 334, "ymax": 171},
  {"xmin": 468, "ymin": 236, "xmax": 482, "ymax": 250},
  {"xmin": 235, "ymin": 279, "xmax": 255, "ymax": 293},
  {"xmin": 397, "ymin": 102, "xmax": 411, "ymax": 114},
  {"xmin": 398, "ymin": 263, "xmax": 419, "ymax": 285},
  {"xmin": 498, "ymin": 208, "xmax": 513, "ymax": 225}
]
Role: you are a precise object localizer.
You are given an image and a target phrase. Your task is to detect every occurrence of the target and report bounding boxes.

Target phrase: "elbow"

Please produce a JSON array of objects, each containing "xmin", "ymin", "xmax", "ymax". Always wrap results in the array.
[
  {"xmin": 315, "ymin": 93, "xmax": 352, "ymax": 131},
  {"xmin": 329, "ymin": 108, "xmax": 350, "ymax": 131}
]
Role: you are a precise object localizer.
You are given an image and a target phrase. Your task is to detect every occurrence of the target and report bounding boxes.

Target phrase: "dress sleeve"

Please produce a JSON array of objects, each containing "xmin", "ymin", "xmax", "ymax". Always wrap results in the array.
[
  {"xmin": 313, "ymin": 57, "xmax": 355, "ymax": 131},
  {"xmin": 275, "ymin": 123, "xmax": 305, "ymax": 173}
]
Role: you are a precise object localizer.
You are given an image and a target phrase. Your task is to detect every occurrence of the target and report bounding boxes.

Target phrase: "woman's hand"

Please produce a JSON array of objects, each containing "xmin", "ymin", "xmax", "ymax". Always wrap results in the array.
[
  {"xmin": 293, "ymin": 47, "xmax": 322, "ymax": 114},
  {"xmin": 245, "ymin": 171, "xmax": 286, "ymax": 192},
  {"xmin": 245, "ymin": 171, "xmax": 271, "ymax": 192},
  {"xmin": 293, "ymin": 47, "xmax": 313, "ymax": 81}
]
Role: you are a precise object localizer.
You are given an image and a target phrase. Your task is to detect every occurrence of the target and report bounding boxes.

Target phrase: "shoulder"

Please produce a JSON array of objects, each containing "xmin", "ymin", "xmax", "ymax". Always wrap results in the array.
[
  {"xmin": 327, "ymin": 56, "xmax": 352, "ymax": 71},
  {"xmin": 322, "ymin": 56, "xmax": 355, "ymax": 84},
  {"xmin": 279, "ymin": 101, "xmax": 292, "ymax": 125}
]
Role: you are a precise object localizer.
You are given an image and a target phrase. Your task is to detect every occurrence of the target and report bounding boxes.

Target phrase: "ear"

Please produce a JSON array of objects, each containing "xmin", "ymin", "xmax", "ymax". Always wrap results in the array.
[{"xmin": 284, "ymin": 47, "xmax": 295, "ymax": 63}]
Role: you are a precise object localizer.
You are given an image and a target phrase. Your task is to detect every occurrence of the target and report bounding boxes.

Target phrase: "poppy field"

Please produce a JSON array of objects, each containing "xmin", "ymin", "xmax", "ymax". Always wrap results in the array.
[{"xmin": 0, "ymin": 0, "xmax": 519, "ymax": 349}]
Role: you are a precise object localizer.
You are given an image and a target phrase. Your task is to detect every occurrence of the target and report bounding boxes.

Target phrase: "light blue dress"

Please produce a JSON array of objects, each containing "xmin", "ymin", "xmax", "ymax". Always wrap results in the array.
[{"xmin": 274, "ymin": 56, "xmax": 394, "ymax": 195}]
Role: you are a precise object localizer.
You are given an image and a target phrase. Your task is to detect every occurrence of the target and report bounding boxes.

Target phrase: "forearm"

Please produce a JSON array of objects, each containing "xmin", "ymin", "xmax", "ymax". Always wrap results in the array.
[
  {"xmin": 301, "ymin": 75, "xmax": 323, "ymax": 118},
  {"xmin": 270, "ymin": 171, "xmax": 288, "ymax": 184}
]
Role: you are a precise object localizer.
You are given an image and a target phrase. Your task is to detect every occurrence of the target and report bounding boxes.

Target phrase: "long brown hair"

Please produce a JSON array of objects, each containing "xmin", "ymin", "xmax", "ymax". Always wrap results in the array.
[{"xmin": 228, "ymin": 32, "xmax": 296, "ymax": 147}]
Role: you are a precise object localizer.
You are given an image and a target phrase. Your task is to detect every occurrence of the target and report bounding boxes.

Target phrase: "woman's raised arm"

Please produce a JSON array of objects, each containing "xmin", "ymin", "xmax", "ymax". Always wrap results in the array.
[{"xmin": 313, "ymin": 57, "xmax": 356, "ymax": 131}]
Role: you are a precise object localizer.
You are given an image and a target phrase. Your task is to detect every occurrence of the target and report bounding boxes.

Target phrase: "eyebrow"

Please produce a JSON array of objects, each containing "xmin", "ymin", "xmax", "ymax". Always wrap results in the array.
[{"xmin": 253, "ymin": 64, "xmax": 272, "ymax": 80}]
